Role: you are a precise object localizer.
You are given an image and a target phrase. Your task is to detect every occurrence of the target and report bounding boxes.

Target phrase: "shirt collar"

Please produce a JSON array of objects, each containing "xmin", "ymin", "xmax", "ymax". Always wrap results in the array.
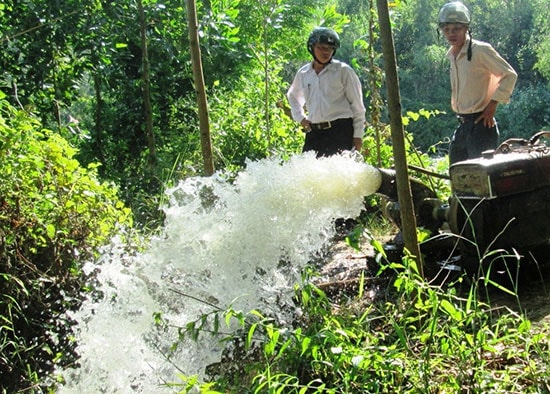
[
  {"xmin": 446, "ymin": 36, "xmax": 472, "ymax": 59},
  {"xmin": 308, "ymin": 59, "xmax": 336, "ymax": 72},
  {"xmin": 459, "ymin": 36, "xmax": 472, "ymax": 56}
]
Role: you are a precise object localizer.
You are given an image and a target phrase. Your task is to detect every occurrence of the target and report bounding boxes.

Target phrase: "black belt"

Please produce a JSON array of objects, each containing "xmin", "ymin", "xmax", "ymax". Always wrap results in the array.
[
  {"xmin": 456, "ymin": 112, "xmax": 482, "ymax": 123},
  {"xmin": 310, "ymin": 118, "xmax": 350, "ymax": 130}
]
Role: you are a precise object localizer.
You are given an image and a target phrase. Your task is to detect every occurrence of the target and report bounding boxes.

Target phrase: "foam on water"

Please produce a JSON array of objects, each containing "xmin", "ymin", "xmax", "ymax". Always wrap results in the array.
[{"xmin": 58, "ymin": 152, "xmax": 382, "ymax": 393}]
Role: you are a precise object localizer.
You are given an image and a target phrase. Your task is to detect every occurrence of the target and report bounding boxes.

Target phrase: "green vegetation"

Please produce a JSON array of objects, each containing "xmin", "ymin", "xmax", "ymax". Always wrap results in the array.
[
  {"xmin": 168, "ymin": 250, "xmax": 550, "ymax": 393},
  {"xmin": 0, "ymin": 97, "xmax": 132, "ymax": 392},
  {"xmin": 1, "ymin": 0, "xmax": 549, "ymax": 224},
  {"xmin": 0, "ymin": 0, "xmax": 549, "ymax": 392}
]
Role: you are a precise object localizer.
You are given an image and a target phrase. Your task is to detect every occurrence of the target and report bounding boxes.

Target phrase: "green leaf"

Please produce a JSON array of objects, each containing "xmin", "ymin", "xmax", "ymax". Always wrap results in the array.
[
  {"xmin": 440, "ymin": 299, "xmax": 462, "ymax": 321},
  {"xmin": 246, "ymin": 323, "xmax": 257, "ymax": 349},
  {"xmin": 46, "ymin": 224, "xmax": 56, "ymax": 239}
]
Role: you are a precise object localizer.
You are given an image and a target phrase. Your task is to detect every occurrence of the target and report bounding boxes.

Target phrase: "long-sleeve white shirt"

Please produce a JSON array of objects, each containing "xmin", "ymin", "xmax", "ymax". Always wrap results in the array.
[
  {"xmin": 286, "ymin": 59, "xmax": 366, "ymax": 138},
  {"xmin": 447, "ymin": 37, "xmax": 517, "ymax": 114}
]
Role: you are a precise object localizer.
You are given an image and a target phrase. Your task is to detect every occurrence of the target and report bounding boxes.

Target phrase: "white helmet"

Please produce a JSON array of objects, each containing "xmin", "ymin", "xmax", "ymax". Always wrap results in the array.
[{"xmin": 438, "ymin": 2, "xmax": 471, "ymax": 26}]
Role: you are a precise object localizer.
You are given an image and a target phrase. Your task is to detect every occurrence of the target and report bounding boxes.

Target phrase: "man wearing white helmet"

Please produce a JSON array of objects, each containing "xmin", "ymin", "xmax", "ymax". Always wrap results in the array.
[
  {"xmin": 438, "ymin": 1, "xmax": 517, "ymax": 165},
  {"xmin": 287, "ymin": 27, "xmax": 366, "ymax": 157}
]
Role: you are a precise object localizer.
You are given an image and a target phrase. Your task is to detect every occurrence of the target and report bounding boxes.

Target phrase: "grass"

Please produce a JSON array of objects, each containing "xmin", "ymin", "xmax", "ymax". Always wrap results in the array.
[{"xmin": 168, "ymin": 238, "xmax": 550, "ymax": 393}]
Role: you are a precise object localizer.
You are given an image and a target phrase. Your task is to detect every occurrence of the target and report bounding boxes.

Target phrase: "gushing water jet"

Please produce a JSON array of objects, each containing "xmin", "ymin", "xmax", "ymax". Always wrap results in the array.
[{"xmin": 58, "ymin": 152, "xmax": 382, "ymax": 393}]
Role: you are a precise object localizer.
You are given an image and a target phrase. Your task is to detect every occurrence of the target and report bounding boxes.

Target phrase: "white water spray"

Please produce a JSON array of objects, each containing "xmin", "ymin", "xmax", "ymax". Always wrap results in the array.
[{"xmin": 58, "ymin": 152, "xmax": 382, "ymax": 393}]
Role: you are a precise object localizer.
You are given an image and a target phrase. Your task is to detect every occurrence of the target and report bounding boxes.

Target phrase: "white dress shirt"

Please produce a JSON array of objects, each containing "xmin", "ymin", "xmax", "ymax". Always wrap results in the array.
[{"xmin": 287, "ymin": 59, "xmax": 366, "ymax": 138}]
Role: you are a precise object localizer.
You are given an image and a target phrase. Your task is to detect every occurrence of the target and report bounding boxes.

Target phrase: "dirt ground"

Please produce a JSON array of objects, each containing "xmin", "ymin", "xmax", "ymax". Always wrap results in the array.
[{"xmin": 314, "ymin": 235, "xmax": 550, "ymax": 327}]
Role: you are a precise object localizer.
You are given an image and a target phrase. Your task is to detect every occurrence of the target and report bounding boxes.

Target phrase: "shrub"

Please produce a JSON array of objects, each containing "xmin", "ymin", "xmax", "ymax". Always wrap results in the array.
[
  {"xmin": 0, "ymin": 96, "xmax": 132, "ymax": 392},
  {"xmin": 498, "ymin": 85, "xmax": 550, "ymax": 141}
]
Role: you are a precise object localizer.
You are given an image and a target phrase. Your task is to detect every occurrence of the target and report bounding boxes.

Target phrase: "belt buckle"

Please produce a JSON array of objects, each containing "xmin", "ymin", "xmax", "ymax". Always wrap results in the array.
[{"xmin": 321, "ymin": 121, "xmax": 331, "ymax": 129}]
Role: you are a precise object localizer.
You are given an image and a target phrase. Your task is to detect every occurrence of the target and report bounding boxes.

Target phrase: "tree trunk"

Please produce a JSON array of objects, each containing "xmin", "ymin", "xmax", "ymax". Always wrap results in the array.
[
  {"xmin": 185, "ymin": 0, "xmax": 215, "ymax": 176},
  {"xmin": 376, "ymin": 0, "xmax": 423, "ymax": 276},
  {"xmin": 137, "ymin": 0, "xmax": 157, "ymax": 166}
]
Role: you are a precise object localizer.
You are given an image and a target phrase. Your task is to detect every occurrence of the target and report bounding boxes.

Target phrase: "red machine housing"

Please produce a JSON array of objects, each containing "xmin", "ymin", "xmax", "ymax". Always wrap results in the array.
[
  {"xmin": 447, "ymin": 131, "xmax": 550, "ymax": 270},
  {"xmin": 376, "ymin": 131, "xmax": 550, "ymax": 273}
]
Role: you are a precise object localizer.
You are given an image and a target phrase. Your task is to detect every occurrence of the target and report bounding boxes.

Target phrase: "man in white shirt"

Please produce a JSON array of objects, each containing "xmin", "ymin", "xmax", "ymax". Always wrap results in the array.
[
  {"xmin": 438, "ymin": 2, "xmax": 517, "ymax": 165},
  {"xmin": 287, "ymin": 27, "xmax": 366, "ymax": 157}
]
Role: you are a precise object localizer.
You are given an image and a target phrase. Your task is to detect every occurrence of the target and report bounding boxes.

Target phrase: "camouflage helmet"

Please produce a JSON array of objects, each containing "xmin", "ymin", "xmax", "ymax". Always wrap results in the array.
[
  {"xmin": 307, "ymin": 27, "xmax": 340, "ymax": 55},
  {"xmin": 438, "ymin": 2, "xmax": 471, "ymax": 26}
]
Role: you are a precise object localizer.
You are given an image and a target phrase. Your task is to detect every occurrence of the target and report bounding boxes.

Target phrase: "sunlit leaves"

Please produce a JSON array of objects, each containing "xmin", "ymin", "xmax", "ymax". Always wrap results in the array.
[{"xmin": 0, "ymin": 99, "xmax": 132, "ymax": 391}]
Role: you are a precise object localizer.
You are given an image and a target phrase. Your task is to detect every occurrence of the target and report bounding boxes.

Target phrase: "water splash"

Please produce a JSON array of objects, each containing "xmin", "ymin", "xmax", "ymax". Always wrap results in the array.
[{"xmin": 58, "ymin": 152, "xmax": 382, "ymax": 393}]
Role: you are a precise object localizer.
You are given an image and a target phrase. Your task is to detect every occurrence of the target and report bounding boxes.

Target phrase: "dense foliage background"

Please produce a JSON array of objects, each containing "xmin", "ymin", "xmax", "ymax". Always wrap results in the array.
[
  {"xmin": 1, "ymin": 0, "xmax": 549, "ymax": 225},
  {"xmin": 1, "ymin": 0, "xmax": 549, "ymax": 391},
  {"xmin": 0, "ymin": 96, "xmax": 132, "ymax": 391}
]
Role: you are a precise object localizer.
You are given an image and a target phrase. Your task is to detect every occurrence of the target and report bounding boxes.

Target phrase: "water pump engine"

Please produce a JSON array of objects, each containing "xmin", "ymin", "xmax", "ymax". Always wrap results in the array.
[{"xmin": 375, "ymin": 131, "xmax": 550, "ymax": 271}]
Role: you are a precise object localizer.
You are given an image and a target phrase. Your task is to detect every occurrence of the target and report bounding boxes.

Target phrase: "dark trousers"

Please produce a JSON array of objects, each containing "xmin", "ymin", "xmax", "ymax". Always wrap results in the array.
[
  {"xmin": 303, "ymin": 118, "xmax": 354, "ymax": 157},
  {"xmin": 449, "ymin": 113, "xmax": 499, "ymax": 165}
]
